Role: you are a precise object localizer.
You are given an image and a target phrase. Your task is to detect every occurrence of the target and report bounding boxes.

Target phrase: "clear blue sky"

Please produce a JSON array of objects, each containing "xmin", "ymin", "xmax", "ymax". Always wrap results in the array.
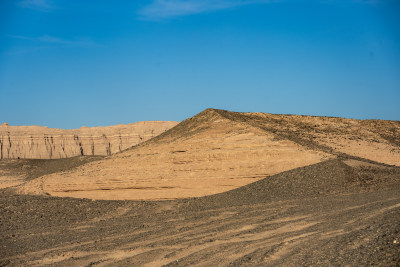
[{"xmin": 1, "ymin": 0, "xmax": 399, "ymax": 128}]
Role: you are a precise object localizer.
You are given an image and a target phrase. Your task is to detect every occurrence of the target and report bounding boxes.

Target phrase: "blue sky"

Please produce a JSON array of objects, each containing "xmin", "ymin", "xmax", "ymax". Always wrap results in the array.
[{"xmin": 0, "ymin": 0, "xmax": 399, "ymax": 128}]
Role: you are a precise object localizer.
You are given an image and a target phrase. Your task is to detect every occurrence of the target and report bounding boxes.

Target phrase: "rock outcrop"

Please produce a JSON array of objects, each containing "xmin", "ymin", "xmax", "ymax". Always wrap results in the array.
[{"xmin": 0, "ymin": 121, "xmax": 178, "ymax": 159}]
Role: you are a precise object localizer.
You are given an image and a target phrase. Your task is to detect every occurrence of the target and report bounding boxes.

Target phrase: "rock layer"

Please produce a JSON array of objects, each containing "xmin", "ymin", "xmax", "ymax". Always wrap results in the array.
[{"xmin": 0, "ymin": 121, "xmax": 178, "ymax": 159}]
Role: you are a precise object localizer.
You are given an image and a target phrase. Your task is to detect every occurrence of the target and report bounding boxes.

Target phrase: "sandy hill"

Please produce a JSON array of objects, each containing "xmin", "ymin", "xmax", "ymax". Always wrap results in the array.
[
  {"xmin": 0, "ymin": 121, "xmax": 178, "ymax": 159},
  {"xmin": 15, "ymin": 108, "xmax": 400, "ymax": 200}
]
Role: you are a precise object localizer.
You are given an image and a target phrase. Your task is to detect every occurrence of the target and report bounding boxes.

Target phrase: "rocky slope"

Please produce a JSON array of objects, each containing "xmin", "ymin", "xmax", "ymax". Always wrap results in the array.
[{"xmin": 0, "ymin": 121, "xmax": 178, "ymax": 159}]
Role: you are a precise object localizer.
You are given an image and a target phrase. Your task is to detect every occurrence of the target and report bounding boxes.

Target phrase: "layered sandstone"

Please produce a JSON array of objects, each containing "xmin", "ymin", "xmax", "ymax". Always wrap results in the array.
[{"xmin": 0, "ymin": 121, "xmax": 178, "ymax": 159}]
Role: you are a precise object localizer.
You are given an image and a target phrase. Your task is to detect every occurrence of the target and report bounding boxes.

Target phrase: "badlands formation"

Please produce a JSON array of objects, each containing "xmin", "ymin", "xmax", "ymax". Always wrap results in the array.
[
  {"xmin": 1, "ymin": 108, "xmax": 400, "ymax": 266},
  {"xmin": 0, "ymin": 121, "xmax": 178, "ymax": 159}
]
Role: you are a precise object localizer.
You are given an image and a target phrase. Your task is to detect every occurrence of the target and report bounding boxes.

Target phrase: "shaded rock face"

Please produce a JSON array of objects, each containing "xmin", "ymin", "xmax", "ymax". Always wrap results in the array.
[{"xmin": 0, "ymin": 121, "xmax": 178, "ymax": 159}]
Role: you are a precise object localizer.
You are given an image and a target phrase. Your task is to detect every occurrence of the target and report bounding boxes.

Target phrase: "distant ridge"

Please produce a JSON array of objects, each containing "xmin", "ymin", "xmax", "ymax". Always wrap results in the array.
[{"xmin": 0, "ymin": 121, "xmax": 179, "ymax": 159}]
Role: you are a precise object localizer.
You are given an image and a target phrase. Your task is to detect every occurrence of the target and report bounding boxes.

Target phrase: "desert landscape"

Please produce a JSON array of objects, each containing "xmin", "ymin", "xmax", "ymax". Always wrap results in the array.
[{"xmin": 0, "ymin": 108, "xmax": 399, "ymax": 266}]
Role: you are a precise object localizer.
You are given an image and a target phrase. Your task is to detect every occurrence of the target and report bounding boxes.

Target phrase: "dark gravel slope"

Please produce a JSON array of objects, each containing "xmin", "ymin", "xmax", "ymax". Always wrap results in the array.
[
  {"xmin": 184, "ymin": 159, "xmax": 400, "ymax": 210},
  {"xmin": 1, "ymin": 159, "xmax": 399, "ymax": 266}
]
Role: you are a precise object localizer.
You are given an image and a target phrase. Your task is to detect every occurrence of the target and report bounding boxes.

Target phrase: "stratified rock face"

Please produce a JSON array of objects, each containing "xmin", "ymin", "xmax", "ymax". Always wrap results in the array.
[{"xmin": 0, "ymin": 121, "xmax": 178, "ymax": 159}]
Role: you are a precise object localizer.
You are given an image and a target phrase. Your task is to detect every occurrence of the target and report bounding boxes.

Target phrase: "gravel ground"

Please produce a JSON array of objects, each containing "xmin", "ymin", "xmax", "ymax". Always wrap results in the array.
[{"xmin": 1, "ymin": 159, "xmax": 399, "ymax": 266}]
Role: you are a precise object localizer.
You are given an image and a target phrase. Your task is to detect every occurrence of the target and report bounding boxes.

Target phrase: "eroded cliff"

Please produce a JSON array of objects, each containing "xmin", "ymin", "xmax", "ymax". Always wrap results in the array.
[{"xmin": 0, "ymin": 121, "xmax": 178, "ymax": 159}]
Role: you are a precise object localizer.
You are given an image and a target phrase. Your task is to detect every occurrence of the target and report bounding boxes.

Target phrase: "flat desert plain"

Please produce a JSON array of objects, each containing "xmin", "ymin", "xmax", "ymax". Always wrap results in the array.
[{"xmin": 1, "ymin": 109, "xmax": 399, "ymax": 266}]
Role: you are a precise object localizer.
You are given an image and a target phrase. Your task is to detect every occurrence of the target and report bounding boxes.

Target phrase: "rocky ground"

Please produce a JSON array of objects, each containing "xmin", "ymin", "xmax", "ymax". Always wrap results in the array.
[{"xmin": 1, "ymin": 158, "xmax": 399, "ymax": 266}]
